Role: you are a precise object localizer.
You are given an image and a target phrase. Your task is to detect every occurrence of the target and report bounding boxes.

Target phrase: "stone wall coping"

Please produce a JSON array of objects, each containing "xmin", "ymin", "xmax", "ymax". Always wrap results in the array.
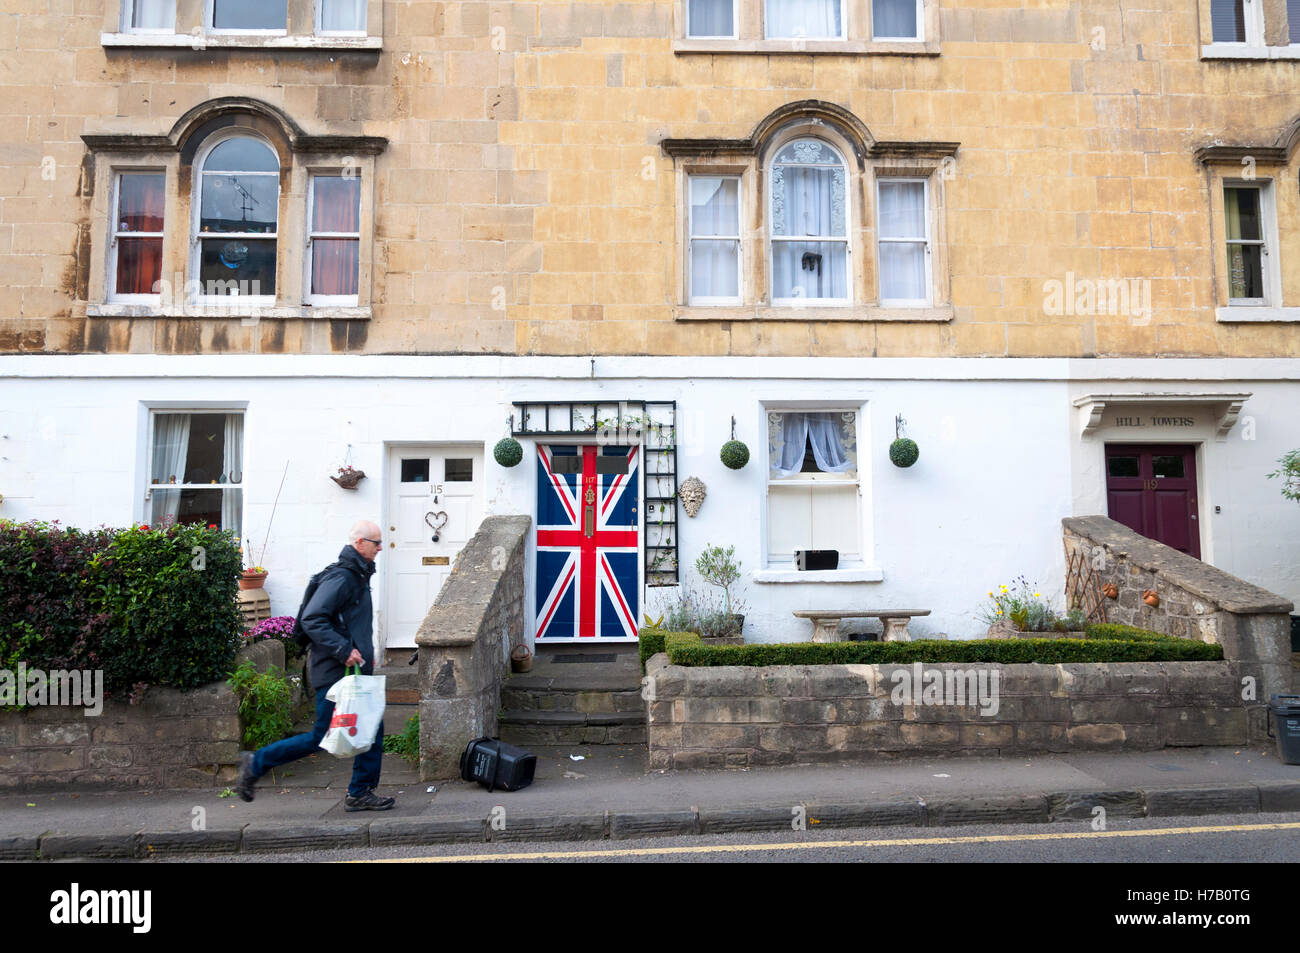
[{"xmin": 1063, "ymin": 516, "xmax": 1294, "ymax": 614}]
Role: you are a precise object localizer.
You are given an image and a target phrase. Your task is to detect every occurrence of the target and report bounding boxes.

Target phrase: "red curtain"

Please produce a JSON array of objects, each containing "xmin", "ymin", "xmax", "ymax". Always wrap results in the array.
[
  {"xmin": 312, "ymin": 177, "xmax": 360, "ymax": 296},
  {"xmin": 116, "ymin": 174, "xmax": 164, "ymax": 295}
]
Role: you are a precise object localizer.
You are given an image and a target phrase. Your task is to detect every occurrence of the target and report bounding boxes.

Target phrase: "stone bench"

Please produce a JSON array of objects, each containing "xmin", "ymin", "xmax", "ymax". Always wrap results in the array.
[{"xmin": 793, "ymin": 609, "xmax": 931, "ymax": 643}]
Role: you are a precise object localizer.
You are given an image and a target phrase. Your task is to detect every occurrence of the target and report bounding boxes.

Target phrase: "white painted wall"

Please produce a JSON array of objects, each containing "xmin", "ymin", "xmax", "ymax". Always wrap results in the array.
[{"xmin": 2, "ymin": 355, "xmax": 1296, "ymax": 647}]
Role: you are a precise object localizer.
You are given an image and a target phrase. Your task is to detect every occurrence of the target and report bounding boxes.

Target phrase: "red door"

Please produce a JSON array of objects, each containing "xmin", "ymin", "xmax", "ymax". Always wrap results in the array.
[{"xmin": 1104, "ymin": 444, "xmax": 1201, "ymax": 558}]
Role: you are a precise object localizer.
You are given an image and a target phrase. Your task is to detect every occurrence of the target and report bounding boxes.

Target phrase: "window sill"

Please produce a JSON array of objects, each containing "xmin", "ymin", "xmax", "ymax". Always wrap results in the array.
[
  {"xmin": 673, "ymin": 38, "xmax": 938, "ymax": 55},
  {"xmin": 1215, "ymin": 306, "xmax": 1300, "ymax": 322},
  {"xmin": 88, "ymin": 303, "xmax": 371, "ymax": 320},
  {"xmin": 674, "ymin": 304, "xmax": 953, "ymax": 322},
  {"xmin": 754, "ymin": 567, "xmax": 884, "ymax": 584},
  {"xmin": 101, "ymin": 32, "xmax": 382, "ymax": 50},
  {"xmin": 1200, "ymin": 43, "xmax": 1300, "ymax": 60}
]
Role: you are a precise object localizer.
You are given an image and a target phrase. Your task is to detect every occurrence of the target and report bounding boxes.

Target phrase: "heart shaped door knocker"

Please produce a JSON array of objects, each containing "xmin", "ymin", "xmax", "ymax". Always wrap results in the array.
[{"xmin": 424, "ymin": 510, "xmax": 449, "ymax": 543}]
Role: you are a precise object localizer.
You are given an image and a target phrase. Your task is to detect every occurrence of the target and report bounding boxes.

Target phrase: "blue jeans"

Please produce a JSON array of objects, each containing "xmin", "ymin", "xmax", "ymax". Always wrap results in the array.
[{"xmin": 250, "ymin": 684, "xmax": 384, "ymax": 798}]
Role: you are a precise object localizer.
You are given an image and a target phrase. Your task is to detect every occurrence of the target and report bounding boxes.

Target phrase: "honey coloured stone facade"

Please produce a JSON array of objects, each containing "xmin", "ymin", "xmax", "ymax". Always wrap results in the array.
[{"xmin": 5, "ymin": 0, "xmax": 1300, "ymax": 358}]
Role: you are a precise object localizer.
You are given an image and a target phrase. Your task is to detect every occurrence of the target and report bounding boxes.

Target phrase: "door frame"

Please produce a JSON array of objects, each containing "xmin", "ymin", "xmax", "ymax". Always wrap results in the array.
[
  {"xmin": 529, "ymin": 437, "xmax": 646, "ymax": 644},
  {"xmin": 1102, "ymin": 441, "xmax": 1204, "ymax": 558},
  {"xmin": 380, "ymin": 440, "xmax": 487, "ymax": 651}
]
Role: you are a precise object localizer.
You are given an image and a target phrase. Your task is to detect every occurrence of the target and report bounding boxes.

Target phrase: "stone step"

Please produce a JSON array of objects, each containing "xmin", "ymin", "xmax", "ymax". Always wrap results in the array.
[
  {"xmin": 385, "ymin": 702, "xmax": 419, "ymax": 731},
  {"xmin": 498, "ymin": 717, "xmax": 646, "ymax": 747},
  {"xmin": 500, "ymin": 687, "xmax": 645, "ymax": 713},
  {"xmin": 498, "ymin": 709, "xmax": 645, "ymax": 727}
]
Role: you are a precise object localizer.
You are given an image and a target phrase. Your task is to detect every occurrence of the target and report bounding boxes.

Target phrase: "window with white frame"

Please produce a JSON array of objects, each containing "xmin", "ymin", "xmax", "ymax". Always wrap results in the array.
[
  {"xmin": 111, "ymin": 171, "xmax": 165, "ymax": 301},
  {"xmin": 147, "ymin": 411, "xmax": 244, "ymax": 538},
  {"xmin": 688, "ymin": 175, "xmax": 742, "ymax": 304},
  {"xmin": 126, "ymin": 0, "xmax": 175, "ymax": 30},
  {"xmin": 195, "ymin": 136, "xmax": 279, "ymax": 298},
  {"xmin": 210, "ymin": 0, "xmax": 287, "ymax": 31},
  {"xmin": 872, "ymin": 0, "xmax": 920, "ymax": 39},
  {"xmin": 688, "ymin": 0, "xmax": 736, "ymax": 36},
  {"xmin": 1289, "ymin": 0, "xmax": 1300, "ymax": 43},
  {"xmin": 318, "ymin": 0, "xmax": 366, "ymax": 33},
  {"xmin": 767, "ymin": 410, "xmax": 860, "ymax": 563},
  {"xmin": 1209, "ymin": 0, "xmax": 1262, "ymax": 43},
  {"xmin": 877, "ymin": 178, "xmax": 930, "ymax": 305},
  {"xmin": 765, "ymin": 0, "xmax": 843, "ymax": 38},
  {"xmin": 1224, "ymin": 183, "xmax": 1269, "ymax": 303},
  {"xmin": 307, "ymin": 174, "xmax": 362, "ymax": 303},
  {"xmin": 769, "ymin": 138, "xmax": 849, "ymax": 304}
]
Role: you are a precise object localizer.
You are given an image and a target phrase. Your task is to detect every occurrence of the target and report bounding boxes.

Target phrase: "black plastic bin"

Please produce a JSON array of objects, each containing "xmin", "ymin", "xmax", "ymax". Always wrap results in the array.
[
  {"xmin": 459, "ymin": 737, "xmax": 537, "ymax": 792},
  {"xmin": 1267, "ymin": 695, "xmax": 1300, "ymax": 766}
]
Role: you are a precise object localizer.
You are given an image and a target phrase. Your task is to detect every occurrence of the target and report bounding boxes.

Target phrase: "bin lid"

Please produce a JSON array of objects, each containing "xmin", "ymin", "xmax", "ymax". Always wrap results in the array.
[{"xmin": 1269, "ymin": 694, "xmax": 1300, "ymax": 713}]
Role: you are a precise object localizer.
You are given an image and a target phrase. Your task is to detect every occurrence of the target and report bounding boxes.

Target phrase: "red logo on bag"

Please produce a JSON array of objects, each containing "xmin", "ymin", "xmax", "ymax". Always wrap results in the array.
[{"xmin": 331, "ymin": 712, "xmax": 358, "ymax": 736}]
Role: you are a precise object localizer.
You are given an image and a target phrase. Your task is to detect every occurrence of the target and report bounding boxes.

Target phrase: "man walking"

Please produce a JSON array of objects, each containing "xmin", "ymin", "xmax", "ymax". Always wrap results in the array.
[{"xmin": 236, "ymin": 520, "xmax": 394, "ymax": 811}]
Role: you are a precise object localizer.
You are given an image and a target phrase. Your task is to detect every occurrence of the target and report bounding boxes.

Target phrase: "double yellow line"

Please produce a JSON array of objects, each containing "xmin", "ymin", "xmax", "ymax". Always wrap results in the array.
[{"xmin": 357, "ymin": 820, "xmax": 1300, "ymax": 863}]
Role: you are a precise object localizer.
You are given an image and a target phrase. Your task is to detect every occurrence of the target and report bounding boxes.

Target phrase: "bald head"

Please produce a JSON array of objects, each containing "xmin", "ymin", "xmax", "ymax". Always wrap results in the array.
[{"xmin": 348, "ymin": 520, "xmax": 383, "ymax": 562}]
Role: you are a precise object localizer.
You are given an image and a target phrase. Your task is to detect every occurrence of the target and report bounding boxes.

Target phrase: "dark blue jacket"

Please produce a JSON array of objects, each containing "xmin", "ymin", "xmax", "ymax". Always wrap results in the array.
[{"xmin": 303, "ymin": 545, "xmax": 376, "ymax": 689}]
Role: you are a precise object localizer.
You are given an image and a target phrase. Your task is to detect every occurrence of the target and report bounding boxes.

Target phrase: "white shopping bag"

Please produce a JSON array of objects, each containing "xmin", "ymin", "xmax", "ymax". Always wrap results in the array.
[{"xmin": 320, "ymin": 665, "xmax": 387, "ymax": 759}]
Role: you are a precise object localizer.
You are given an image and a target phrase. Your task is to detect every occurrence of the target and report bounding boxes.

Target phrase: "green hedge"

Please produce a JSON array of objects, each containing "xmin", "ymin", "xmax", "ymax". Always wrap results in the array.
[
  {"xmin": 640, "ymin": 624, "xmax": 1221, "ymax": 667},
  {"xmin": 2, "ymin": 520, "xmax": 244, "ymax": 694}
]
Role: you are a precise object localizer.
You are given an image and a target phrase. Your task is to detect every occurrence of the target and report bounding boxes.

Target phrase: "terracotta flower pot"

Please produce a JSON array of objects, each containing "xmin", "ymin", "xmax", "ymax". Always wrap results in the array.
[
  {"xmin": 1142, "ymin": 589, "xmax": 1160, "ymax": 608},
  {"xmin": 1102, "ymin": 583, "xmax": 1119, "ymax": 599},
  {"xmin": 239, "ymin": 570, "xmax": 268, "ymax": 590}
]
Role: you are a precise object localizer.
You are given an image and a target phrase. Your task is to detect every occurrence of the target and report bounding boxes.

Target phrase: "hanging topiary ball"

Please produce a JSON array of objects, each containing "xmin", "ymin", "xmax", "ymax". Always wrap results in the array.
[
  {"xmin": 720, "ymin": 440, "xmax": 750, "ymax": 470},
  {"xmin": 889, "ymin": 437, "xmax": 919, "ymax": 468},
  {"xmin": 494, "ymin": 437, "xmax": 523, "ymax": 468}
]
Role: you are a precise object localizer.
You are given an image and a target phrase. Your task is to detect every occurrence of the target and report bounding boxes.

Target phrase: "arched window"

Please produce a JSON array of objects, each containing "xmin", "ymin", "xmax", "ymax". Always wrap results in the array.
[
  {"xmin": 769, "ymin": 138, "xmax": 849, "ymax": 303},
  {"xmin": 196, "ymin": 136, "xmax": 279, "ymax": 297}
]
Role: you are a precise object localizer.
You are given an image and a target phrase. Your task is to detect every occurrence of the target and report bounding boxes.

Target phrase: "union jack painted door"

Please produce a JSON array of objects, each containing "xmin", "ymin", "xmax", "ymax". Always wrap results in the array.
[{"xmin": 535, "ymin": 444, "xmax": 640, "ymax": 640}]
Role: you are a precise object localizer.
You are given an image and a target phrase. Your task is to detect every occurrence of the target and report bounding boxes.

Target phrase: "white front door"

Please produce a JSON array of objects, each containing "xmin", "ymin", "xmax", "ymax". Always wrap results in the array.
[{"xmin": 384, "ymin": 445, "xmax": 484, "ymax": 649}]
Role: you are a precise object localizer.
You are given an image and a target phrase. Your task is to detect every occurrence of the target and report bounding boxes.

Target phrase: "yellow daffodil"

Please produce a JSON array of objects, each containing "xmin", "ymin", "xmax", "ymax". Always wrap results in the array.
[{"xmin": 1034, "ymin": 592, "xmax": 1040, "ymax": 598}]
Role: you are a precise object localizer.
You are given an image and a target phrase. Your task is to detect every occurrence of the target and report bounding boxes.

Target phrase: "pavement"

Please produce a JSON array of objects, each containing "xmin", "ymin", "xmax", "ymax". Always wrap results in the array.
[{"xmin": 3, "ymin": 741, "xmax": 1299, "ymax": 860}]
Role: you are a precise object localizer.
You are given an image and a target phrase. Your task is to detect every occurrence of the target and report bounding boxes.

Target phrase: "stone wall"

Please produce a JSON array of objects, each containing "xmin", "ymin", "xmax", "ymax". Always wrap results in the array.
[
  {"xmin": 0, "ymin": 681, "xmax": 241, "ymax": 789},
  {"xmin": 416, "ymin": 514, "xmax": 530, "ymax": 780},
  {"xmin": 1063, "ymin": 516, "xmax": 1294, "ymax": 699},
  {"xmin": 644, "ymin": 656, "xmax": 1252, "ymax": 769}
]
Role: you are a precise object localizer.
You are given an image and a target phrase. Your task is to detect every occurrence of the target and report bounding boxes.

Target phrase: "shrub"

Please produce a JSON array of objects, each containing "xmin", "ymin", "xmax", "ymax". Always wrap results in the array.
[
  {"xmin": 1085, "ymin": 623, "xmax": 1172, "ymax": 642},
  {"xmin": 227, "ymin": 659, "xmax": 295, "ymax": 749},
  {"xmin": 87, "ymin": 524, "xmax": 244, "ymax": 692},
  {"xmin": 0, "ymin": 520, "xmax": 114, "ymax": 675},
  {"xmin": 662, "ymin": 635, "xmax": 1222, "ymax": 667},
  {"xmin": 978, "ymin": 577, "xmax": 1083, "ymax": 632},
  {"xmin": 383, "ymin": 714, "xmax": 420, "ymax": 764},
  {"xmin": 1, "ymin": 520, "xmax": 244, "ymax": 695}
]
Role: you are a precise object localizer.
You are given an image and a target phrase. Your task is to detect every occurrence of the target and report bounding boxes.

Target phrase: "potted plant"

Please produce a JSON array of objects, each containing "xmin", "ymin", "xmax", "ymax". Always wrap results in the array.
[
  {"xmin": 977, "ymin": 576, "xmax": 1087, "ymax": 638},
  {"xmin": 331, "ymin": 464, "xmax": 366, "ymax": 490},
  {"xmin": 695, "ymin": 543, "xmax": 746, "ymax": 637}
]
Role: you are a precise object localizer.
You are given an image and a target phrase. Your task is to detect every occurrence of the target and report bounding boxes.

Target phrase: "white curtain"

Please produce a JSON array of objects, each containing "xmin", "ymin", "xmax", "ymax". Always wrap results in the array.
[
  {"xmin": 873, "ymin": 0, "xmax": 917, "ymax": 38},
  {"xmin": 689, "ymin": 0, "xmax": 733, "ymax": 35},
  {"xmin": 771, "ymin": 163, "xmax": 847, "ymax": 299},
  {"xmin": 765, "ymin": 0, "xmax": 841, "ymax": 36},
  {"xmin": 770, "ymin": 413, "xmax": 854, "ymax": 477},
  {"xmin": 878, "ymin": 180, "xmax": 926, "ymax": 301},
  {"xmin": 221, "ymin": 414, "xmax": 243, "ymax": 534},
  {"xmin": 690, "ymin": 177, "xmax": 739, "ymax": 299},
  {"xmin": 131, "ymin": 0, "xmax": 174, "ymax": 29},
  {"xmin": 320, "ymin": 0, "xmax": 366, "ymax": 31},
  {"xmin": 150, "ymin": 414, "xmax": 189, "ymax": 524}
]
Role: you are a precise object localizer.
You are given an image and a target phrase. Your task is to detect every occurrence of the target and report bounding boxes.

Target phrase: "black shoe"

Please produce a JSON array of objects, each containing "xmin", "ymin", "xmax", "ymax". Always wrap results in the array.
[
  {"xmin": 345, "ymin": 789, "xmax": 395, "ymax": 812},
  {"xmin": 235, "ymin": 751, "xmax": 257, "ymax": 803}
]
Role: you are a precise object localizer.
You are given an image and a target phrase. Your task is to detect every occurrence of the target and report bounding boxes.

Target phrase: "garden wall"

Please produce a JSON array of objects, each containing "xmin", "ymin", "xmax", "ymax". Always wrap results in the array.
[
  {"xmin": 0, "ymin": 682, "xmax": 241, "ymax": 789},
  {"xmin": 644, "ymin": 656, "xmax": 1252, "ymax": 769},
  {"xmin": 1063, "ymin": 516, "xmax": 1294, "ymax": 698},
  {"xmin": 416, "ymin": 514, "xmax": 530, "ymax": 780}
]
